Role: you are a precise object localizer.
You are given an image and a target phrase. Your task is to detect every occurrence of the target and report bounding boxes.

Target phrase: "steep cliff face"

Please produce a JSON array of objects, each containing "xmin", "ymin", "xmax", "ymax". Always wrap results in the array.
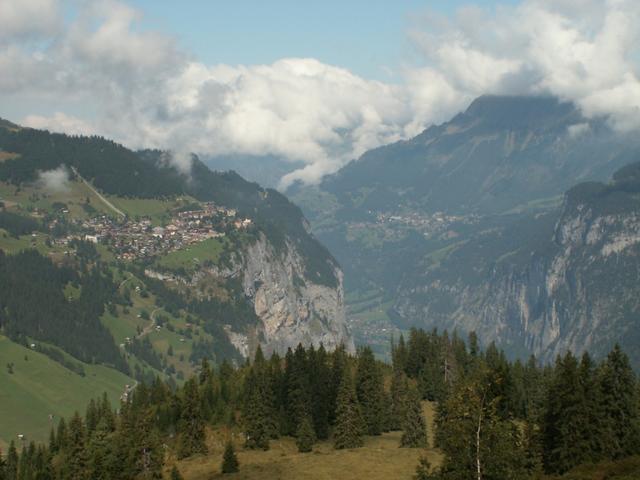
[
  {"xmin": 393, "ymin": 165, "xmax": 640, "ymax": 366},
  {"xmin": 239, "ymin": 234, "xmax": 354, "ymax": 355},
  {"xmin": 176, "ymin": 233, "xmax": 354, "ymax": 358}
]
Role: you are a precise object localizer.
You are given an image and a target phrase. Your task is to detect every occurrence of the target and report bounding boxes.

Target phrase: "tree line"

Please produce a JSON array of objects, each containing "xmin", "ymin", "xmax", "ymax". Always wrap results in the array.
[{"xmin": 0, "ymin": 329, "xmax": 638, "ymax": 479}]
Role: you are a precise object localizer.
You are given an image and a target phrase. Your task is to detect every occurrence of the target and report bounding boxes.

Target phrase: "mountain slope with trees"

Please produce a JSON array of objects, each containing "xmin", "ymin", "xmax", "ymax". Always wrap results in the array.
[{"xmin": 291, "ymin": 95, "xmax": 640, "ymax": 363}]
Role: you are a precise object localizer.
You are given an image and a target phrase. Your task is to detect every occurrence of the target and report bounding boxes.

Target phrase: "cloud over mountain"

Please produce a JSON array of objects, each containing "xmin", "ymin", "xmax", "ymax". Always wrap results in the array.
[{"xmin": 1, "ymin": 0, "xmax": 639, "ymax": 186}]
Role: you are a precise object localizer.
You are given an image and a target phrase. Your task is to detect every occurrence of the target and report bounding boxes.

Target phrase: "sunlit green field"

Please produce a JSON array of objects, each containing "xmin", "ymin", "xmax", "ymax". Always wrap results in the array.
[{"xmin": 0, "ymin": 336, "xmax": 133, "ymax": 451}]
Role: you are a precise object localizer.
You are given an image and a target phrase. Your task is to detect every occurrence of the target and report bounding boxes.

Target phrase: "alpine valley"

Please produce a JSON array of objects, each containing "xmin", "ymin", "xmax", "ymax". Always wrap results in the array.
[{"xmin": 291, "ymin": 95, "xmax": 640, "ymax": 367}]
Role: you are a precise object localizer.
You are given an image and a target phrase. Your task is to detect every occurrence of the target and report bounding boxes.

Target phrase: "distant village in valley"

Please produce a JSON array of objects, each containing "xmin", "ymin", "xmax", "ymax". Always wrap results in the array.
[
  {"xmin": 349, "ymin": 210, "xmax": 480, "ymax": 240},
  {"xmin": 47, "ymin": 201, "xmax": 253, "ymax": 261}
]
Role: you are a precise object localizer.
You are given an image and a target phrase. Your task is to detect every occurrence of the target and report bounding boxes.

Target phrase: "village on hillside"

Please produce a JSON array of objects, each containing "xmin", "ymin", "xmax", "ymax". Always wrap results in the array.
[{"xmin": 47, "ymin": 202, "xmax": 253, "ymax": 261}]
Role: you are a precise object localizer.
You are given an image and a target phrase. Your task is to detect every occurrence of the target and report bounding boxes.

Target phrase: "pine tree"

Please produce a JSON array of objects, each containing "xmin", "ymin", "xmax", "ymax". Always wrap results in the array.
[
  {"xmin": 18, "ymin": 443, "xmax": 34, "ymax": 480},
  {"xmin": 221, "ymin": 441, "xmax": 239, "ymax": 474},
  {"xmin": 542, "ymin": 352, "xmax": 589, "ymax": 473},
  {"xmin": 242, "ymin": 369, "xmax": 270, "ymax": 450},
  {"xmin": 5, "ymin": 442, "xmax": 17, "ymax": 480},
  {"xmin": 98, "ymin": 393, "xmax": 116, "ymax": 432},
  {"xmin": 599, "ymin": 344, "xmax": 640, "ymax": 459},
  {"xmin": 522, "ymin": 410, "xmax": 543, "ymax": 478},
  {"xmin": 356, "ymin": 346, "xmax": 385, "ymax": 436},
  {"xmin": 309, "ymin": 344, "xmax": 331, "ymax": 440},
  {"xmin": 61, "ymin": 412, "xmax": 88, "ymax": 480},
  {"xmin": 329, "ymin": 345, "xmax": 348, "ymax": 424},
  {"xmin": 391, "ymin": 334, "xmax": 408, "ymax": 372},
  {"xmin": 390, "ymin": 368, "xmax": 409, "ymax": 430},
  {"xmin": 401, "ymin": 387, "xmax": 428, "ymax": 448},
  {"xmin": 85, "ymin": 398, "xmax": 99, "ymax": 434},
  {"xmin": 296, "ymin": 416, "xmax": 316, "ymax": 453},
  {"xmin": 177, "ymin": 378, "xmax": 208, "ymax": 458},
  {"xmin": 414, "ymin": 456, "xmax": 438, "ymax": 480},
  {"xmin": 170, "ymin": 465, "xmax": 184, "ymax": 480},
  {"xmin": 55, "ymin": 418, "xmax": 68, "ymax": 452},
  {"xmin": 284, "ymin": 344, "xmax": 312, "ymax": 436},
  {"xmin": 86, "ymin": 419, "xmax": 116, "ymax": 480},
  {"xmin": 333, "ymin": 369, "xmax": 365, "ymax": 449}
]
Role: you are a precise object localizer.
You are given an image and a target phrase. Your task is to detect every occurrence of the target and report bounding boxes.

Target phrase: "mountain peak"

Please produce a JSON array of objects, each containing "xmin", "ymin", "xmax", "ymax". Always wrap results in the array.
[{"xmin": 462, "ymin": 95, "xmax": 579, "ymax": 129}]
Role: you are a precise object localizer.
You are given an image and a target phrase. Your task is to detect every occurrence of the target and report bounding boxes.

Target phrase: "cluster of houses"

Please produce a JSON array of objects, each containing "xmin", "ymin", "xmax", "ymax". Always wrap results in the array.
[
  {"xmin": 374, "ymin": 210, "xmax": 479, "ymax": 239},
  {"xmin": 52, "ymin": 202, "xmax": 253, "ymax": 261}
]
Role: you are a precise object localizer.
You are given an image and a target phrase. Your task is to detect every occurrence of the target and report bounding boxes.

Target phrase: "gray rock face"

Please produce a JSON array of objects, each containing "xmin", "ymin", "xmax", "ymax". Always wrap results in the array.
[
  {"xmin": 239, "ymin": 234, "xmax": 354, "ymax": 356},
  {"xmin": 172, "ymin": 233, "xmax": 354, "ymax": 358},
  {"xmin": 393, "ymin": 195, "xmax": 640, "ymax": 366}
]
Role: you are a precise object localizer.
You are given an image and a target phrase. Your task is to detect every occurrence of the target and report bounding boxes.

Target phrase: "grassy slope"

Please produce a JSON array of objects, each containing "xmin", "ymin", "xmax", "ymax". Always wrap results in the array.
[
  {"xmin": 0, "ymin": 336, "xmax": 133, "ymax": 450},
  {"xmin": 173, "ymin": 402, "xmax": 441, "ymax": 480},
  {"xmin": 155, "ymin": 237, "xmax": 226, "ymax": 272}
]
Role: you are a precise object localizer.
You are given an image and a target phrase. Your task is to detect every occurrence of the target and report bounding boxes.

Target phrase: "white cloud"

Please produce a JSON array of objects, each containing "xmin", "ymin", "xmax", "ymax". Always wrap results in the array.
[
  {"xmin": 1, "ymin": 0, "xmax": 640, "ymax": 187},
  {"xmin": 567, "ymin": 122, "xmax": 590, "ymax": 138},
  {"xmin": 23, "ymin": 112, "xmax": 96, "ymax": 136},
  {"xmin": 0, "ymin": 0, "xmax": 61, "ymax": 41},
  {"xmin": 37, "ymin": 165, "xmax": 70, "ymax": 193}
]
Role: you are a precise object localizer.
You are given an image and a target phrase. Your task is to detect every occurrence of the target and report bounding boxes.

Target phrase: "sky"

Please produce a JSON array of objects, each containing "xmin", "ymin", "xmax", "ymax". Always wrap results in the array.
[
  {"xmin": 125, "ymin": 0, "xmax": 519, "ymax": 81},
  {"xmin": 1, "ymin": 0, "xmax": 639, "ymax": 188}
]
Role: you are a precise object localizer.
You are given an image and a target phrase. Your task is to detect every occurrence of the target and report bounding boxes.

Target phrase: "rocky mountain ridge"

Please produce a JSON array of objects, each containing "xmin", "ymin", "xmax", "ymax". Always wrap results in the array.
[{"xmin": 394, "ymin": 163, "xmax": 640, "ymax": 366}]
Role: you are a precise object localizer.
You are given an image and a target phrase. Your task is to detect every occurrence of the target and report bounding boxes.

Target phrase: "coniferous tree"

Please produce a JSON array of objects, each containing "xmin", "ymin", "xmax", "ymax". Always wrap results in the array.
[
  {"xmin": 55, "ymin": 419, "xmax": 68, "ymax": 453},
  {"xmin": 598, "ymin": 344, "xmax": 640, "ymax": 459},
  {"xmin": 542, "ymin": 352, "xmax": 588, "ymax": 473},
  {"xmin": 86, "ymin": 419, "xmax": 116, "ymax": 480},
  {"xmin": 310, "ymin": 344, "xmax": 331, "ymax": 439},
  {"xmin": 177, "ymin": 378, "xmax": 208, "ymax": 459},
  {"xmin": 296, "ymin": 415, "xmax": 316, "ymax": 453},
  {"xmin": 284, "ymin": 344, "xmax": 312, "ymax": 436},
  {"xmin": 242, "ymin": 369, "xmax": 270, "ymax": 450},
  {"xmin": 401, "ymin": 387, "xmax": 428, "ymax": 448},
  {"xmin": 170, "ymin": 466, "xmax": 184, "ymax": 480},
  {"xmin": 522, "ymin": 410, "xmax": 543, "ymax": 479},
  {"xmin": 85, "ymin": 398, "xmax": 99, "ymax": 434},
  {"xmin": 221, "ymin": 441, "xmax": 239, "ymax": 474},
  {"xmin": 60, "ymin": 412, "xmax": 88, "ymax": 480},
  {"xmin": 328, "ymin": 345, "xmax": 348, "ymax": 424},
  {"xmin": 98, "ymin": 393, "xmax": 116, "ymax": 432},
  {"xmin": 47, "ymin": 429, "xmax": 57, "ymax": 455},
  {"xmin": 333, "ymin": 369, "xmax": 365, "ymax": 450},
  {"xmin": 356, "ymin": 347, "xmax": 385, "ymax": 436},
  {"xmin": 390, "ymin": 368, "xmax": 409, "ymax": 430},
  {"xmin": 6, "ymin": 442, "xmax": 18, "ymax": 480},
  {"xmin": 414, "ymin": 456, "xmax": 438, "ymax": 480},
  {"xmin": 18, "ymin": 444, "xmax": 34, "ymax": 480}
]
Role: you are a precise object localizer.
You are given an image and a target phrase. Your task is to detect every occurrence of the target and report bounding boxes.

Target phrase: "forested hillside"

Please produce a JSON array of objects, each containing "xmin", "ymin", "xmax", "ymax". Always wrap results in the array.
[
  {"xmin": 0, "ymin": 120, "xmax": 352, "ymax": 447},
  {"xmin": 1, "ymin": 331, "xmax": 638, "ymax": 479}
]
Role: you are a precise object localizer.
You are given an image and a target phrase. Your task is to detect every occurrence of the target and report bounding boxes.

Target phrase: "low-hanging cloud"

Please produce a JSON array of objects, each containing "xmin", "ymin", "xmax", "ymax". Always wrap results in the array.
[
  {"xmin": 37, "ymin": 165, "xmax": 70, "ymax": 193},
  {"xmin": 3, "ymin": 0, "xmax": 640, "ymax": 188}
]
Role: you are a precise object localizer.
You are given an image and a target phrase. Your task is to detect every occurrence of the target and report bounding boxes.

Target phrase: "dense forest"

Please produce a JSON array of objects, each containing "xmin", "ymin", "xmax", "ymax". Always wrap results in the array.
[
  {"xmin": 0, "ymin": 249, "xmax": 128, "ymax": 372},
  {"xmin": 0, "ymin": 330, "xmax": 638, "ymax": 479}
]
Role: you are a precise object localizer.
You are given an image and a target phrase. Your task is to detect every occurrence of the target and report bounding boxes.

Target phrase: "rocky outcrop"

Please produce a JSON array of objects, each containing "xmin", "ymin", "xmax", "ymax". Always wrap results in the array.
[
  {"xmin": 393, "ymin": 182, "xmax": 640, "ymax": 367},
  {"xmin": 239, "ymin": 234, "xmax": 354, "ymax": 356},
  {"xmin": 158, "ymin": 233, "xmax": 354, "ymax": 358}
]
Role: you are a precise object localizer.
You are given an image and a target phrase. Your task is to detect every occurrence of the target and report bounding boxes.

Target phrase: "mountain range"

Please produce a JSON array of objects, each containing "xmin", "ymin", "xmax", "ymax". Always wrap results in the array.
[{"xmin": 291, "ymin": 95, "xmax": 640, "ymax": 365}]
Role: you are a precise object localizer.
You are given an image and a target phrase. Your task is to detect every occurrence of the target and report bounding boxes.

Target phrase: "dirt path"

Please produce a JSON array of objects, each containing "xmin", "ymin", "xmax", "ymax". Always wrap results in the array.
[
  {"xmin": 137, "ymin": 307, "xmax": 162, "ymax": 339},
  {"xmin": 70, "ymin": 166, "xmax": 126, "ymax": 218}
]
